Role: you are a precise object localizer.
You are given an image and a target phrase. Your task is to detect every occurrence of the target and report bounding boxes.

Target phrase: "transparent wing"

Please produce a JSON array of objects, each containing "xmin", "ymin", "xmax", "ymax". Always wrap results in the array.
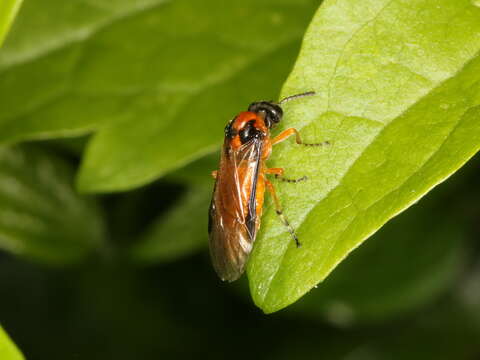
[{"xmin": 208, "ymin": 137, "xmax": 263, "ymax": 281}]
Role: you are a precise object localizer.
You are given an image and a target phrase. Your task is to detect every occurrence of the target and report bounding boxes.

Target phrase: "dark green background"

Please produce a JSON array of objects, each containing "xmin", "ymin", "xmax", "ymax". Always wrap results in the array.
[{"xmin": 1, "ymin": 152, "xmax": 480, "ymax": 359}]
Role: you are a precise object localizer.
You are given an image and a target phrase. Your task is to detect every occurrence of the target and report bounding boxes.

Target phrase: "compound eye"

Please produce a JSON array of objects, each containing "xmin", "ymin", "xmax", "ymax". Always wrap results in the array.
[{"xmin": 265, "ymin": 109, "xmax": 281, "ymax": 127}]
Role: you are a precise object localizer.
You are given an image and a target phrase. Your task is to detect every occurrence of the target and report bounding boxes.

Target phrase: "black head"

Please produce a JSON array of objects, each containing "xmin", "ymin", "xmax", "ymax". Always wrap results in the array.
[{"xmin": 248, "ymin": 101, "xmax": 283, "ymax": 129}]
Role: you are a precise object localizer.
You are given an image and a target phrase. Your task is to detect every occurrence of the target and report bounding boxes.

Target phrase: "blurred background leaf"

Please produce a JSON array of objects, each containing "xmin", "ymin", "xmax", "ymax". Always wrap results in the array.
[
  {"xmin": 0, "ymin": 326, "xmax": 24, "ymax": 360},
  {"xmin": 76, "ymin": 0, "xmax": 321, "ymax": 192},
  {"xmin": 130, "ymin": 184, "xmax": 211, "ymax": 264},
  {"xmin": 0, "ymin": 0, "xmax": 320, "ymax": 191},
  {"xmin": 0, "ymin": 0, "xmax": 175, "ymax": 145},
  {"xmin": 270, "ymin": 295, "xmax": 480, "ymax": 360},
  {"xmin": 0, "ymin": 145, "xmax": 105, "ymax": 264},
  {"xmin": 248, "ymin": 0, "xmax": 480, "ymax": 313},
  {"xmin": 0, "ymin": 0, "xmax": 22, "ymax": 48},
  {"xmin": 130, "ymin": 153, "xmax": 218, "ymax": 264}
]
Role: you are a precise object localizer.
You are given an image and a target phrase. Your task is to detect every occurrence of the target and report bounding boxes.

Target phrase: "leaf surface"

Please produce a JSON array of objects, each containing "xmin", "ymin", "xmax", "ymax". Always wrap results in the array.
[
  {"xmin": 130, "ymin": 154, "xmax": 218, "ymax": 264},
  {"xmin": 0, "ymin": 0, "xmax": 22, "ymax": 48},
  {"xmin": 0, "ymin": 146, "xmax": 105, "ymax": 264},
  {"xmin": 0, "ymin": 0, "xmax": 319, "ymax": 191},
  {"xmin": 290, "ymin": 182, "xmax": 469, "ymax": 324},
  {"xmin": 76, "ymin": 0, "xmax": 320, "ymax": 192},
  {"xmin": 248, "ymin": 0, "xmax": 480, "ymax": 312},
  {"xmin": 0, "ymin": 326, "xmax": 24, "ymax": 360},
  {"xmin": 131, "ymin": 185, "xmax": 211, "ymax": 264}
]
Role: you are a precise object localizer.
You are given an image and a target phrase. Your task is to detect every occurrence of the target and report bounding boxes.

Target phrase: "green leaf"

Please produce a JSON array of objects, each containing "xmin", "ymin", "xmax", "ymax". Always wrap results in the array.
[
  {"xmin": 0, "ymin": 145, "xmax": 105, "ymax": 264},
  {"xmin": 289, "ymin": 184, "xmax": 468, "ymax": 324},
  {"xmin": 165, "ymin": 152, "xmax": 219, "ymax": 187},
  {"xmin": 130, "ymin": 185, "xmax": 210, "ymax": 264},
  {"xmin": 0, "ymin": 326, "xmax": 24, "ymax": 360},
  {"xmin": 0, "ymin": 0, "xmax": 22, "ymax": 48},
  {"xmin": 131, "ymin": 154, "xmax": 218, "ymax": 264},
  {"xmin": 0, "ymin": 0, "xmax": 319, "ymax": 189},
  {"xmin": 0, "ymin": 0, "xmax": 171, "ymax": 145},
  {"xmin": 75, "ymin": 0, "xmax": 320, "ymax": 192},
  {"xmin": 248, "ymin": 0, "xmax": 480, "ymax": 313}
]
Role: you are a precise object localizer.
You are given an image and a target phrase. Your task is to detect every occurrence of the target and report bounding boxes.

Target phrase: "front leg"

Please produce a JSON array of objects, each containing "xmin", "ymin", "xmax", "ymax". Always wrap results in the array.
[{"xmin": 271, "ymin": 128, "xmax": 330, "ymax": 147}]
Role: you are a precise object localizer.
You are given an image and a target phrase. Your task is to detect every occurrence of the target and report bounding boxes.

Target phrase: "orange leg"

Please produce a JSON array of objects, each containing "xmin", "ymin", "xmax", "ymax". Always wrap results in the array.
[
  {"xmin": 271, "ymin": 128, "xmax": 330, "ymax": 147},
  {"xmin": 211, "ymin": 170, "xmax": 218, "ymax": 179},
  {"xmin": 265, "ymin": 168, "xmax": 284, "ymax": 176},
  {"xmin": 265, "ymin": 178, "xmax": 301, "ymax": 247},
  {"xmin": 265, "ymin": 167, "xmax": 307, "ymax": 183}
]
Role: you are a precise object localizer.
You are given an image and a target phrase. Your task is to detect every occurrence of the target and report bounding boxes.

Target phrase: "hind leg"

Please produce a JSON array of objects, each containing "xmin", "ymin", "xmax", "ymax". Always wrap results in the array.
[{"xmin": 264, "ymin": 178, "xmax": 301, "ymax": 247}]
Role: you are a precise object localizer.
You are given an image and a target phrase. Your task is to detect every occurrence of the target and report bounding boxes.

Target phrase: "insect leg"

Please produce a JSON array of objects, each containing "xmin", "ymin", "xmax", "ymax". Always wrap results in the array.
[
  {"xmin": 211, "ymin": 170, "xmax": 218, "ymax": 179},
  {"xmin": 271, "ymin": 128, "xmax": 330, "ymax": 147},
  {"xmin": 265, "ymin": 168, "xmax": 307, "ymax": 183},
  {"xmin": 264, "ymin": 178, "xmax": 301, "ymax": 247}
]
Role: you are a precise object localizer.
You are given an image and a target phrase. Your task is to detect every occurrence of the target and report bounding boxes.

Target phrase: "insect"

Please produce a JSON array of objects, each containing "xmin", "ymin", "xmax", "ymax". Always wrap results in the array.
[{"xmin": 208, "ymin": 91, "xmax": 329, "ymax": 282}]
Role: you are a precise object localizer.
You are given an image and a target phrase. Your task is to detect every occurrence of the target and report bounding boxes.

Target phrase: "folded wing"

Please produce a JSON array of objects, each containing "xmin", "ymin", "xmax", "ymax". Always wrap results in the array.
[{"xmin": 208, "ymin": 137, "xmax": 263, "ymax": 281}]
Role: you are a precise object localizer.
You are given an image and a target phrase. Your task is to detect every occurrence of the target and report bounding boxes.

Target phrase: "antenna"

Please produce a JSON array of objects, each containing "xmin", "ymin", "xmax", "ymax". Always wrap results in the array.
[{"xmin": 279, "ymin": 91, "xmax": 316, "ymax": 105}]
